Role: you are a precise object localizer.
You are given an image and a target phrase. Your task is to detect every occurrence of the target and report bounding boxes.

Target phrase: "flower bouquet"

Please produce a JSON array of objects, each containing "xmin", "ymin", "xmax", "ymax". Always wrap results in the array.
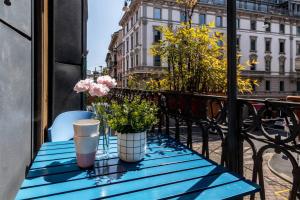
[{"xmin": 74, "ymin": 75, "xmax": 117, "ymax": 156}]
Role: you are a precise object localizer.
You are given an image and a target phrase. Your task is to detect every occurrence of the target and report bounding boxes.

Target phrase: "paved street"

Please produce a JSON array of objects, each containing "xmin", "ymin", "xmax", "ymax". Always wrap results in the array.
[{"xmin": 166, "ymin": 125, "xmax": 295, "ymax": 200}]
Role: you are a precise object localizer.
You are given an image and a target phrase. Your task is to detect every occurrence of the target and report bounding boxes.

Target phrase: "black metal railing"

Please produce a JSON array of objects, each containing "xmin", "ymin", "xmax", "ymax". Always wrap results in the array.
[{"xmin": 109, "ymin": 88, "xmax": 300, "ymax": 199}]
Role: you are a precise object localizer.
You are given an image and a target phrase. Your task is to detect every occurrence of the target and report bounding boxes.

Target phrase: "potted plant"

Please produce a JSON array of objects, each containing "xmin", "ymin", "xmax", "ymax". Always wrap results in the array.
[
  {"xmin": 107, "ymin": 97, "xmax": 158, "ymax": 162},
  {"xmin": 73, "ymin": 75, "xmax": 117, "ymax": 168}
]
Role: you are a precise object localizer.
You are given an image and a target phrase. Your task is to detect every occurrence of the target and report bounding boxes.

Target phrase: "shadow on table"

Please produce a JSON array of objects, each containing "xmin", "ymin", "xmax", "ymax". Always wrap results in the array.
[
  {"xmin": 147, "ymin": 137, "xmax": 189, "ymax": 156},
  {"xmin": 176, "ymin": 166, "xmax": 229, "ymax": 200},
  {"xmin": 27, "ymin": 159, "xmax": 83, "ymax": 183},
  {"xmin": 91, "ymin": 159, "xmax": 142, "ymax": 184}
]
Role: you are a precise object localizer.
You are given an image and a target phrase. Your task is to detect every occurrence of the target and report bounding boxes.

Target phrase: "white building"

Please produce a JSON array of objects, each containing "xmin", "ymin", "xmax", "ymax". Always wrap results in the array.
[{"xmin": 118, "ymin": 0, "xmax": 300, "ymax": 97}]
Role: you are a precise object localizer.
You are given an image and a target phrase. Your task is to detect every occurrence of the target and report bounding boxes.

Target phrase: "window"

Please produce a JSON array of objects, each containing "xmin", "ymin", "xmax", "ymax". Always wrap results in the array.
[
  {"xmin": 154, "ymin": 8, "xmax": 161, "ymax": 19},
  {"xmin": 122, "ymin": 43, "xmax": 125, "ymax": 55},
  {"xmin": 131, "ymin": 56, "xmax": 134, "ymax": 68},
  {"xmin": 154, "ymin": 55, "xmax": 161, "ymax": 66},
  {"xmin": 126, "ymin": 58, "xmax": 129, "ymax": 71},
  {"xmin": 250, "ymin": 63, "xmax": 256, "ymax": 70},
  {"xmin": 280, "ymin": 81, "xmax": 285, "ymax": 92},
  {"xmin": 217, "ymin": 39, "xmax": 224, "ymax": 47},
  {"xmin": 265, "ymin": 80, "xmax": 270, "ymax": 91},
  {"xmin": 199, "ymin": 14, "xmax": 206, "ymax": 25},
  {"xmin": 216, "ymin": 16, "xmax": 223, "ymax": 27},
  {"xmin": 265, "ymin": 58, "xmax": 271, "ymax": 72},
  {"xmin": 251, "ymin": 81, "xmax": 256, "ymax": 92},
  {"xmin": 236, "ymin": 18, "xmax": 240, "ymax": 29},
  {"xmin": 250, "ymin": 20, "xmax": 256, "ymax": 30},
  {"xmin": 131, "ymin": 34, "xmax": 134, "ymax": 49},
  {"xmin": 180, "ymin": 11, "xmax": 186, "ymax": 22},
  {"xmin": 237, "ymin": 56, "xmax": 241, "ymax": 65},
  {"xmin": 264, "ymin": 21, "xmax": 271, "ymax": 32},
  {"xmin": 136, "ymin": 11, "xmax": 139, "ymax": 22},
  {"xmin": 126, "ymin": 39, "xmax": 129, "ymax": 52},
  {"xmin": 297, "ymin": 80, "xmax": 300, "ymax": 92},
  {"xmin": 280, "ymin": 23, "xmax": 285, "ymax": 34},
  {"xmin": 265, "ymin": 39, "xmax": 271, "ymax": 52},
  {"xmin": 131, "ymin": 17, "xmax": 134, "ymax": 27},
  {"xmin": 136, "ymin": 54, "xmax": 139, "ymax": 66},
  {"xmin": 279, "ymin": 58, "xmax": 285, "ymax": 73},
  {"xmin": 154, "ymin": 28, "xmax": 161, "ymax": 43},
  {"xmin": 126, "ymin": 23, "xmax": 129, "ymax": 33},
  {"xmin": 279, "ymin": 40, "xmax": 285, "ymax": 54},
  {"xmin": 297, "ymin": 26, "xmax": 300, "ymax": 36},
  {"xmin": 250, "ymin": 37, "xmax": 256, "ymax": 51},
  {"xmin": 135, "ymin": 31, "xmax": 139, "ymax": 46},
  {"xmin": 247, "ymin": 2, "xmax": 256, "ymax": 10},
  {"xmin": 297, "ymin": 41, "xmax": 300, "ymax": 55},
  {"xmin": 236, "ymin": 36, "xmax": 240, "ymax": 50}
]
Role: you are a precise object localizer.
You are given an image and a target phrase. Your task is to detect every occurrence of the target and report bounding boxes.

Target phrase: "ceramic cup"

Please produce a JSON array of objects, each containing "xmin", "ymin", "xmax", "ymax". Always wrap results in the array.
[{"xmin": 73, "ymin": 119, "xmax": 100, "ymax": 168}]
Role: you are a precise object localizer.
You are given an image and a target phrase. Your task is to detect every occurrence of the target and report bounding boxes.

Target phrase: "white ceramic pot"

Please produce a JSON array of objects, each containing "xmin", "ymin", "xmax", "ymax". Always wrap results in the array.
[
  {"xmin": 117, "ymin": 132, "xmax": 147, "ymax": 162},
  {"xmin": 73, "ymin": 119, "xmax": 100, "ymax": 168}
]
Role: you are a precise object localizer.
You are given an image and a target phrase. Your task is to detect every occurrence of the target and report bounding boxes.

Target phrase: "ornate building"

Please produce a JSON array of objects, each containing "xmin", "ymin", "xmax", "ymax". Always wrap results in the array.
[
  {"xmin": 106, "ymin": 30, "xmax": 124, "ymax": 86},
  {"xmin": 109, "ymin": 0, "xmax": 300, "ymax": 96}
]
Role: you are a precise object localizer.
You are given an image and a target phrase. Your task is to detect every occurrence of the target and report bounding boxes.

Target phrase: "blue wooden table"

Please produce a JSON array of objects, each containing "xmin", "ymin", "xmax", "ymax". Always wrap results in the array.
[{"xmin": 17, "ymin": 136, "xmax": 260, "ymax": 199}]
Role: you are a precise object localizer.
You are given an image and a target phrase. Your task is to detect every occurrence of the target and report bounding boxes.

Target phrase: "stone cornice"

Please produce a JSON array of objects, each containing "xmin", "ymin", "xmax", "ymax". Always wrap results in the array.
[
  {"xmin": 108, "ymin": 30, "xmax": 121, "ymax": 51},
  {"xmin": 137, "ymin": 0, "xmax": 300, "ymax": 23},
  {"xmin": 119, "ymin": 0, "xmax": 142, "ymax": 26}
]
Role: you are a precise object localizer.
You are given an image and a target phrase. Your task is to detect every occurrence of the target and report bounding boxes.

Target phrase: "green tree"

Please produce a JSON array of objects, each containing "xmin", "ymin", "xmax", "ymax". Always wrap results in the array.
[{"xmin": 150, "ymin": 1, "xmax": 256, "ymax": 94}]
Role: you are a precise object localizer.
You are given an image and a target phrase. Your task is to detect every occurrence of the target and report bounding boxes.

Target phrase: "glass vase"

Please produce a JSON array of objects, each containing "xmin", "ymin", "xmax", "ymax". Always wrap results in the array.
[{"xmin": 100, "ymin": 119, "xmax": 110, "ymax": 157}]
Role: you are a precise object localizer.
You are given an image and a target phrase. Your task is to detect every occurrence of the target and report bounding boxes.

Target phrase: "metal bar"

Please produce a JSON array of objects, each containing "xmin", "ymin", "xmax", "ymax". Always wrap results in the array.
[
  {"xmin": 175, "ymin": 118, "xmax": 180, "ymax": 141},
  {"xmin": 165, "ymin": 114, "xmax": 170, "ymax": 136},
  {"xmin": 226, "ymin": 0, "xmax": 241, "ymax": 174}
]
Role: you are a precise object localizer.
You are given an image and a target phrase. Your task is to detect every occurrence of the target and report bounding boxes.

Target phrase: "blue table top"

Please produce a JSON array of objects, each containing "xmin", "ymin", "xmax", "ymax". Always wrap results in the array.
[{"xmin": 16, "ymin": 136, "xmax": 260, "ymax": 200}]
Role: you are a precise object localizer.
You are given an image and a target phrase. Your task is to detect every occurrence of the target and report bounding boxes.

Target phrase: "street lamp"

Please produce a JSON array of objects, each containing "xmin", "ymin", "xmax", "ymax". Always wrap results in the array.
[
  {"xmin": 123, "ymin": 0, "xmax": 131, "ymax": 11},
  {"xmin": 99, "ymin": 66, "xmax": 103, "ymax": 75}
]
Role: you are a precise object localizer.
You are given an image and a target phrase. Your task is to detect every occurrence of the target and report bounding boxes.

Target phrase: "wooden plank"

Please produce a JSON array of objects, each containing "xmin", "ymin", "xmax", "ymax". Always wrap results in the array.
[
  {"xmin": 107, "ymin": 178, "xmax": 258, "ymax": 200},
  {"xmin": 22, "ymin": 172, "xmax": 247, "ymax": 200},
  {"xmin": 40, "ymin": 136, "xmax": 165, "ymax": 149},
  {"xmin": 17, "ymin": 160, "xmax": 218, "ymax": 199},
  {"xmin": 37, "ymin": 138, "xmax": 176, "ymax": 155},
  {"xmin": 30, "ymin": 148, "xmax": 191, "ymax": 170},
  {"xmin": 27, "ymin": 153, "xmax": 201, "ymax": 178},
  {"xmin": 22, "ymin": 152, "xmax": 201, "ymax": 188},
  {"xmin": 37, "ymin": 143, "xmax": 117, "ymax": 156},
  {"xmin": 34, "ymin": 142, "xmax": 188, "ymax": 162},
  {"xmin": 41, "ymin": 0, "xmax": 49, "ymax": 149},
  {"xmin": 169, "ymin": 180, "xmax": 260, "ymax": 200}
]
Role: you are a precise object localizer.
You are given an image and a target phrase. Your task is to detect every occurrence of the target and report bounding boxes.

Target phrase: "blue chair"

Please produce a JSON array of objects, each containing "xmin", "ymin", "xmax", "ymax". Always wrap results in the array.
[{"xmin": 48, "ymin": 111, "xmax": 94, "ymax": 142}]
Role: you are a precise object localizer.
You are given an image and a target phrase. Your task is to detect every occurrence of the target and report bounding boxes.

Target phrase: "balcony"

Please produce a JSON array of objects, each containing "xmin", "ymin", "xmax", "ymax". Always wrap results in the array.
[
  {"xmin": 109, "ymin": 88, "xmax": 300, "ymax": 199},
  {"xmin": 2, "ymin": 0, "xmax": 300, "ymax": 199}
]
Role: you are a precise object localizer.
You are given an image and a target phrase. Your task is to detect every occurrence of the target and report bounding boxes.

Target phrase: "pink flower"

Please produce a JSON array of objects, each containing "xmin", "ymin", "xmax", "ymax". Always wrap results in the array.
[
  {"xmin": 89, "ymin": 83, "xmax": 110, "ymax": 97},
  {"xmin": 74, "ymin": 79, "xmax": 93, "ymax": 93},
  {"xmin": 97, "ymin": 75, "xmax": 117, "ymax": 89}
]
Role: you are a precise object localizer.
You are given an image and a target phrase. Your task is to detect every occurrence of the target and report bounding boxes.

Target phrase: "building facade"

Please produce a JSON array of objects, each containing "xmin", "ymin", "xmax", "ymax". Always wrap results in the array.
[
  {"xmin": 114, "ymin": 0, "xmax": 300, "ymax": 97},
  {"xmin": 106, "ymin": 30, "xmax": 124, "ymax": 86}
]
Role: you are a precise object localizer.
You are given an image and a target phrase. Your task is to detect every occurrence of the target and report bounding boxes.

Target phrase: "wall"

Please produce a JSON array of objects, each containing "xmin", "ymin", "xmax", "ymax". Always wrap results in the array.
[
  {"xmin": 0, "ymin": 0, "xmax": 33, "ymax": 199},
  {"xmin": 50, "ymin": 0, "xmax": 87, "ymax": 121}
]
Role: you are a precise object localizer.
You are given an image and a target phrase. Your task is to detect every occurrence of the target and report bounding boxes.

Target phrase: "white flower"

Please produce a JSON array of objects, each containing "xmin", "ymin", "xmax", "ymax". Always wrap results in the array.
[
  {"xmin": 74, "ymin": 79, "xmax": 93, "ymax": 93},
  {"xmin": 97, "ymin": 75, "xmax": 117, "ymax": 89},
  {"xmin": 88, "ymin": 83, "xmax": 110, "ymax": 97}
]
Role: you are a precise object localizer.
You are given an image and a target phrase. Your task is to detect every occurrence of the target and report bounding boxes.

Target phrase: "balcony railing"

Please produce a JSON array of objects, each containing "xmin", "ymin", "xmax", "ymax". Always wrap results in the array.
[
  {"xmin": 198, "ymin": 0, "xmax": 292, "ymax": 16},
  {"xmin": 110, "ymin": 88, "xmax": 300, "ymax": 200}
]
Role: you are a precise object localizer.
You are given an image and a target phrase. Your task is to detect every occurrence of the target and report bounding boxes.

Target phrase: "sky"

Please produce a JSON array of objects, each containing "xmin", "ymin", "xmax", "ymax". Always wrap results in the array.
[{"xmin": 87, "ymin": 0, "xmax": 124, "ymax": 71}]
